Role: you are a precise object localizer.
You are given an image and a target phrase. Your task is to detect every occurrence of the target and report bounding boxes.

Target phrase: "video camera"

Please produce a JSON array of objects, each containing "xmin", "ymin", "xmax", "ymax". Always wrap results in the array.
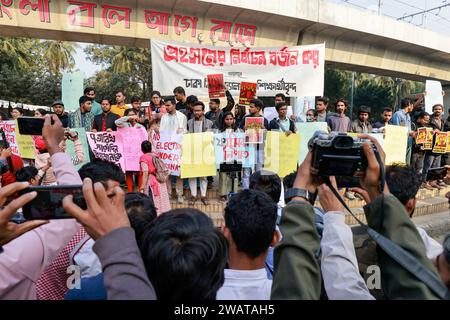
[{"xmin": 309, "ymin": 132, "xmax": 372, "ymax": 177}]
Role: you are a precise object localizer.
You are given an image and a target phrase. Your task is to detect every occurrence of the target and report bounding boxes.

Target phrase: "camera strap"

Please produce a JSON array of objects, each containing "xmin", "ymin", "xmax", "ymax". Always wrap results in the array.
[{"xmin": 323, "ymin": 175, "xmax": 450, "ymax": 300}]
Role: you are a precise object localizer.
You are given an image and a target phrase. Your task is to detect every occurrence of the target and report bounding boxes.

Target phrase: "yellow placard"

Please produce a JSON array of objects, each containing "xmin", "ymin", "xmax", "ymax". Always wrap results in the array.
[
  {"xmin": 14, "ymin": 120, "xmax": 36, "ymax": 159},
  {"xmin": 384, "ymin": 125, "xmax": 408, "ymax": 165},
  {"xmin": 180, "ymin": 132, "xmax": 217, "ymax": 179},
  {"xmin": 446, "ymin": 132, "xmax": 450, "ymax": 153},
  {"xmin": 432, "ymin": 132, "xmax": 448, "ymax": 154},
  {"xmin": 264, "ymin": 131, "xmax": 301, "ymax": 178}
]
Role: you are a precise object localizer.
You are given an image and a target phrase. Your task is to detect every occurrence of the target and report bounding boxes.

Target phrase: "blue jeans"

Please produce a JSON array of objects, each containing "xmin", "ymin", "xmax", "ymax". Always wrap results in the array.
[{"xmin": 422, "ymin": 154, "xmax": 442, "ymax": 182}]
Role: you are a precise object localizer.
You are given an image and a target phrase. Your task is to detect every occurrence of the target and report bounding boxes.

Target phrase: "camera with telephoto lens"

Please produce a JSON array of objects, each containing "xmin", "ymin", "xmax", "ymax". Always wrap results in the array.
[{"xmin": 309, "ymin": 132, "xmax": 372, "ymax": 177}]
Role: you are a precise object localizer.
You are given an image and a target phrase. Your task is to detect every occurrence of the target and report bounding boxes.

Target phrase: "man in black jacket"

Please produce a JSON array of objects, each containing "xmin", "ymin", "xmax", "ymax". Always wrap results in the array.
[
  {"xmin": 92, "ymin": 97, "xmax": 120, "ymax": 132},
  {"xmin": 51, "ymin": 100, "xmax": 69, "ymax": 128},
  {"xmin": 268, "ymin": 102, "xmax": 296, "ymax": 134}
]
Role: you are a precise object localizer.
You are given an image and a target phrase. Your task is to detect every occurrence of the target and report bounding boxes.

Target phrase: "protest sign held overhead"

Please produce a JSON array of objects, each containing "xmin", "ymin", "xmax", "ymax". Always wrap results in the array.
[
  {"xmin": 207, "ymin": 74, "xmax": 226, "ymax": 99},
  {"xmin": 239, "ymin": 82, "xmax": 257, "ymax": 106},
  {"xmin": 151, "ymin": 39, "xmax": 325, "ymax": 97}
]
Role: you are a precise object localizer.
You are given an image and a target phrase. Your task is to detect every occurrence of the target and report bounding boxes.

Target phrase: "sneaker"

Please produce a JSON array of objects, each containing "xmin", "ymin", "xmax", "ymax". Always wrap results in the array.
[
  {"xmin": 189, "ymin": 196, "xmax": 196, "ymax": 206},
  {"xmin": 344, "ymin": 191, "xmax": 356, "ymax": 200},
  {"xmin": 201, "ymin": 197, "xmax": 209, "ymax": 206},
  {"xmin": 177, "ymin": 195, "xmax": 184, "ymax": 204}
]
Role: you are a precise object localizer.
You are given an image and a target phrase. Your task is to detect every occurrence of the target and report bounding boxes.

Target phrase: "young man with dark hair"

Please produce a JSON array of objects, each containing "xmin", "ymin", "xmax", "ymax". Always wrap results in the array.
[
  {"xmin": 351, "ymin": 105, "xmax": 372, "ymax": 133},
  {"xmin": 268, "ymin": 102, "xmax": 296, "ymax": 134},
  {"xmin": 140, "ymin": 208, "xmax": 228, "ymax": 300},
  {"xmin": 69, "ymin": 96, "xmax": 93, "ymax": 131},
  {"xmin": 159, "ymin": 96, "xmax": 187, "ymax": 203},
  {"xmin": 173, "ymin": 86, "xmax": 188, "ymax": 111},
  {"xmin": 15, "ymin": 166, "xmax": 46, "ymax": 186},
  {"xmin": 411, "ymin": 112, "xmax": 432, "ymax": 187},
  {"xmin": 111, "ymin": 91, "xmax": 129, "ymax": 117},
  {"xmin": 373, "ymin": 107, "xmax": 393, "ymax": 129},
  {"xmin": 205, "ymin": 90, "xmax": 235, "ymax": 130},
  {"xmin": 187, "ymin": 101, "xmax": 214, "ymax": 205},
  {"xmin": 51, "ymin": 100, "xmax": 69, "ymax": 128},
  {"xmin": 92, "ymin": 97, "xmax": 120, "ymax": 132},
  {"xmin": 316, "ymin": 96, "xmax": 330, "ymax": 122},
  {"xmin": 217, "ymin": 189, "xmax": 279, "ymax": 300},
  {"xmin": 180, "ymin": 95, "xmax": 198, "ymax": 120},
  {"xmin": 239, "ymin": 98, "xmax": 269, "ymax": 189},
  {"xmin": 35, "ymin": 159, "xmax": 126, "ymax": 300},
  {"xmin": 393, "ymin": 98, "xmax": 415, "ymax": 165},
  {"xmin": 249, "ymin": 170, "xmax": 282, "ymax": 204},
  {"xmin": 327, "ymin": 99, "xmax": 351, "ymax": 133},
  {"xmin": 130, "ymin": 95, "xmax": 147, "ymax": 127},
  {"xmin": 274, "ymin": 93, "xmax": 286, "ymax": 104},
  {"xmin": 84, "ymin": 87, "xmax": 102, "ymax": 117}
]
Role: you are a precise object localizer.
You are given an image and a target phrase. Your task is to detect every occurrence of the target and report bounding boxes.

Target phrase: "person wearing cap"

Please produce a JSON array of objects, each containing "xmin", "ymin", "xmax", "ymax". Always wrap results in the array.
[
  {"xmin": 351, "ymin": 105, "xmax": 373, "ymax": 134},
  {"xmin": 51, "ymin": 100, "xmax": 69, "ymax": 128}
]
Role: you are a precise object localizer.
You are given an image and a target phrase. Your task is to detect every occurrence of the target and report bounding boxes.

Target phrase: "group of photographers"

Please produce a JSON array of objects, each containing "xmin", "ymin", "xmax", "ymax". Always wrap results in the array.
[{"xmin": 0, "ymin": 109, "xmax": 448, "ymax": 300}]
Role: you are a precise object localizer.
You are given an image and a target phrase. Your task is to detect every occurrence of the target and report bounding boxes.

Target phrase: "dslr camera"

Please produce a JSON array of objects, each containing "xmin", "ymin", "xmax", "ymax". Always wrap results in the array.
[{"xmin": 309, "ymin": 132, "xmax": 371, "ymax": 177}]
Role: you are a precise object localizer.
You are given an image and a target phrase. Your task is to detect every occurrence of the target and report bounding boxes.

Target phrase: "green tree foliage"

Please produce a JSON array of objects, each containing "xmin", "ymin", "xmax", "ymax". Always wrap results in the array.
[
  {"xmin": 0, "ymin": 37, "xmax": 77, "ymax": 105},
  {"xmin": 353, "ymin": 79, "xmax": 394, "ymax": 120},
  {"xmin": 85, "ymin": 70, "xmax": 141, "ymax": 101},
  {"xmin": 84, "ymin": 45, "xmax": 152, "ymax": 100},
  {"xmin": 324, "ymin": 68, "xmax": 352, "ymax": 106}
]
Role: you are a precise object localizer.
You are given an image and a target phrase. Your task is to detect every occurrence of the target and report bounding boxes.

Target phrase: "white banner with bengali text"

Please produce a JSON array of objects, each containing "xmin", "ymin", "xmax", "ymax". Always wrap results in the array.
[{"xmin": 151, "ymin": 39, "xmax": 325, "ymax": 97}]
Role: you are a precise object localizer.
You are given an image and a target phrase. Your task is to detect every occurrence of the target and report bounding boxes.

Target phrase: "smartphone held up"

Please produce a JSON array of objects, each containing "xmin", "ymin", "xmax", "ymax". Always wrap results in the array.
[{"xmin": 18, "ymin": 185, "xmax": 86, "ymax": 220}]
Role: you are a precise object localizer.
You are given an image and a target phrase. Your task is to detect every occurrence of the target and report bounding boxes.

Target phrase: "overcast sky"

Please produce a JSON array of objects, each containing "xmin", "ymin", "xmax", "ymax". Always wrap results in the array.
[{"xmin": 74, "ymin": 0, "xmax": 450, "ymax": 78}]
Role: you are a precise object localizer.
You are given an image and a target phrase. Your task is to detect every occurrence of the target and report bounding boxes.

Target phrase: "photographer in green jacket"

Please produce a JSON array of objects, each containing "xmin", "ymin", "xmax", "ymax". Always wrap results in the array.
[{"xmin": 271, "ymin": 134, "xmax": 444, "ymax": 300}]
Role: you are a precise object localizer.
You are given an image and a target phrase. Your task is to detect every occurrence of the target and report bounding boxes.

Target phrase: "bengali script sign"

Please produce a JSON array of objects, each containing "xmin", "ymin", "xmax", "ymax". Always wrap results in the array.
[
  {"xmin": 87, "ymin": 131, "xmax": 124, "ymax": 171},
  {"xmin": 151, "ymin": 39, "xmax": 325, "ymax": 97},
  {"xmin": 213, "ymin": 131, "xmax": 256, "ymax": 169},
  {"xmin": 151, "ymin": 130, "xmax": 182, "ymax": 176},
  {"xmin": 118, "ymin": 127, "xmax": 148, "ymax": 171}
]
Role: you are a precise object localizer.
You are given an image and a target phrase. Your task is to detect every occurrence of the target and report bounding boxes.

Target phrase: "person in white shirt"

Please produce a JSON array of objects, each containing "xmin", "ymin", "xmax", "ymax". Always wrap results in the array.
[
  {"xmin": 217, "ymin": 189, "xmax": 279, "ymax": 300},
  {"xmin": 158, "ymin": 96, "xmax": 187, "ymax": 203}
]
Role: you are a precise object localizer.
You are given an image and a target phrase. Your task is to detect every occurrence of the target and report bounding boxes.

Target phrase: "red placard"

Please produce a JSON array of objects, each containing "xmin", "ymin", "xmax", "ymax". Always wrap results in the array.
[
  {"xmin": 239, "ymin": 82, "xmax": 257, "ymax": 106},
  {"xmin": 207, "ymin": 74, "xmax": 226, "ymax": 98}
]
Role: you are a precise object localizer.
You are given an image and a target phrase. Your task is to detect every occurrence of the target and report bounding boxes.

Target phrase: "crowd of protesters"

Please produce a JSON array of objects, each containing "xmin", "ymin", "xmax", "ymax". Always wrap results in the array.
[{"xmin": 0, "ymin": 85, "xmax": 449, "ymax": 301}]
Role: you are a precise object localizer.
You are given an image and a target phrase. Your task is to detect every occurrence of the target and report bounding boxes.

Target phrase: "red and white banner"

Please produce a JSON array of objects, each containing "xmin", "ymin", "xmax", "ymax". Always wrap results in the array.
[{"xmin": 151, "ymin": 39, "xmax": 325, "ymax": 97}]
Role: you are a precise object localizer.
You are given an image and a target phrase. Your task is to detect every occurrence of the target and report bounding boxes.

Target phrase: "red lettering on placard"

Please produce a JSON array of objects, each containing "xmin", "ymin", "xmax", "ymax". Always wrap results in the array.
[
  {"xmin": 67, "ymin": 0, "xmax": 97, "ymax": 28},
  {"xmin": 101, "ymin": 4, "xmax": 131, "ymax": 29},
  {"xmin": 269, "ymin": 47, "xmax": 299, "ymax": 67},
  {"xmin": 19, "ymin": 0, "xmax": 51, "ymax": 23},
  {"xmin": 144, "ymin": 10, "xmax": 170, "ymax": 35}
]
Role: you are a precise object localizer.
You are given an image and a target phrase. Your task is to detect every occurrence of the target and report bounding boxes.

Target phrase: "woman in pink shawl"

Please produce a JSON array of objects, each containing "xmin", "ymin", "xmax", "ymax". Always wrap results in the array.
[{"xmin": 139, "ymin": 140, "xmax": 171, "ymax": 215}]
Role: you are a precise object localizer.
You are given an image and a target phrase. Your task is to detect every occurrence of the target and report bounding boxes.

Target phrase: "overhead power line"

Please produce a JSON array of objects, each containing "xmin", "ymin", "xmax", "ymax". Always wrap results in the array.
[{"xmin": 397, "ymin": 3, "xmax": 450, "ymax": 21}]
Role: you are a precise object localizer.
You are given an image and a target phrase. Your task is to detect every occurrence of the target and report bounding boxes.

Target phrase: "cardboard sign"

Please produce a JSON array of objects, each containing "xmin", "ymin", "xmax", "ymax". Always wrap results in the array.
[
  {"xmin": 0, "ymin": 120, "xmax": 36, "ymax": 159},
  {"xmin": 181, "ymin": 132, "xmax": 217, "ymax": 179},
  {"xmin": 425, "ymin": 80, "xmax": 444, "ymax": 115},
  {"xmin": 295, "ymin": 122, "xmax": 328, "ymax": 164},
  {"xmin": 423, "ymin": 128, "xmax": 434, "ymax": 150},
  {"xmin": 432, "ymin": 132, "xmax": 448, "ymax": 154},
  {"xmin": 207, "ymin": 74, "xmax": 226, "ymax": 98},
  {"xmin": 416, "ymin": 127, "xmax": 427, "ymax": 144},
  {"xmin": 118, "ymin": 127, "xmax": 149, "ymax": 171},
  {"xmin": 264, "ymin": 131, "xmax": 301, "ymax": 178},
  {"xmin": 213, "ymin": 131, "xmax": 256, "ymax": 169},
  {"xmin": 87, "ymin": 131, "xmax": 125, "ymax": 171},
  {"xmin": 151, "ymin": 130, "xmax": 183, "ymax": 176},
  {"xmin": 239, "ymin": 82, "xmax": 257, "ymax": 106},
  {"xmin": 384, "ymin": 125, "xmax": 408, "ymax": 165},
  {"xmin": 263, "ymin": 106, "xmax": 293, "ymax": 123},
  {"xmin": 447, "ymin": 132, "xmax": 450, "ymax": 153}
]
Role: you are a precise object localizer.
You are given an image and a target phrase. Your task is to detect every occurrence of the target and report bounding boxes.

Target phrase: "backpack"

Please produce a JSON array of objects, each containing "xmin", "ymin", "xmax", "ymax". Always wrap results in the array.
[{"xmin": 151, "ymin": 154, "xmax": 170, "ymax": 183}]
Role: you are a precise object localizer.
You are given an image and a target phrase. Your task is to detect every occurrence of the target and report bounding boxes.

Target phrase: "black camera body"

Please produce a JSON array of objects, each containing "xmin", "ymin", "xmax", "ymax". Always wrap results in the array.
[{"xmin": 309, "ymin": 132, "xmax": 370, "ymax": 177}]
